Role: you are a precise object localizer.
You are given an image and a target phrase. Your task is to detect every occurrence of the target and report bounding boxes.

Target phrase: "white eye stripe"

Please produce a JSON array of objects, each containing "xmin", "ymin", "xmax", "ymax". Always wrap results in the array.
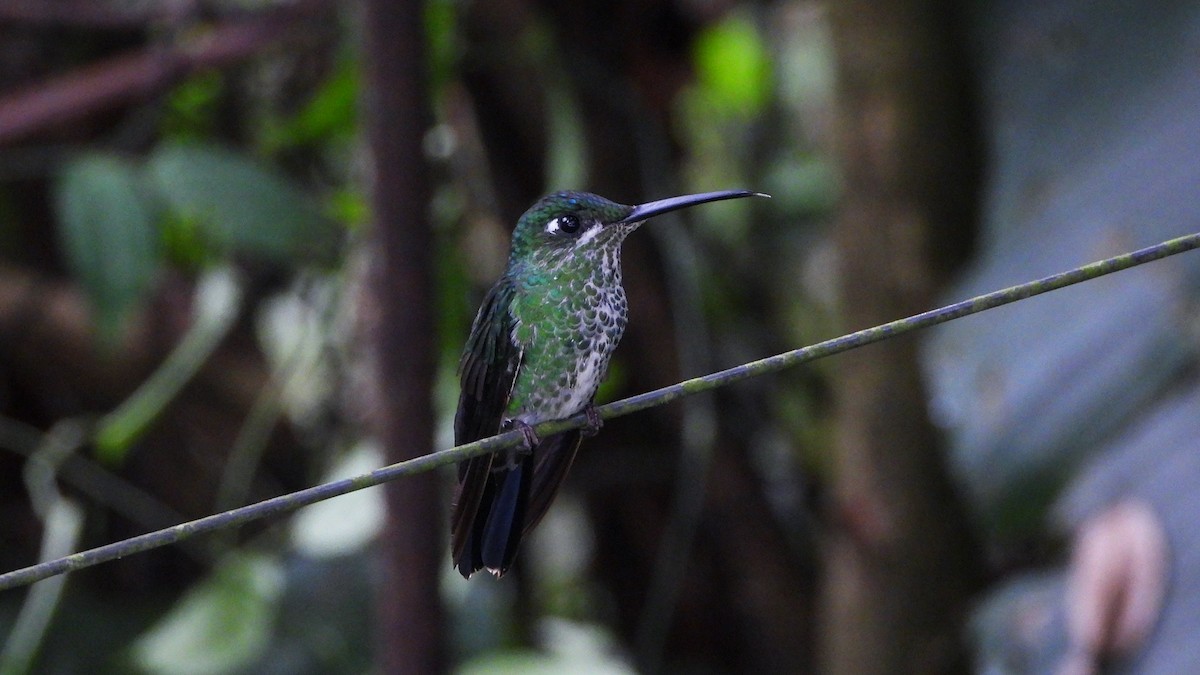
[{"xmin": 546, "ymin": 217, "xmax": 564, "ymax": 234}]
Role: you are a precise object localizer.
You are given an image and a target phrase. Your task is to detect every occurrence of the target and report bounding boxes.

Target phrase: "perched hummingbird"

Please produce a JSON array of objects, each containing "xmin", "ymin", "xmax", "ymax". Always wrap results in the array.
[{"xmin": 451, "ymin": 189, "xmax": 767, "ymax": 578}]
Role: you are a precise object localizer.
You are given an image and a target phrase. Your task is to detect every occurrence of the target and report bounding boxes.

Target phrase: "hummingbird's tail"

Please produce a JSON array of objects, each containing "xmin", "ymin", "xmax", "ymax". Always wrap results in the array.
[
  {"xmin": 478, "ymin": 455, "xmax": 532, "ymax": 576},
  {"xmin": 451, "ymin": 430, "xmax": 583, "ymax": 578}
]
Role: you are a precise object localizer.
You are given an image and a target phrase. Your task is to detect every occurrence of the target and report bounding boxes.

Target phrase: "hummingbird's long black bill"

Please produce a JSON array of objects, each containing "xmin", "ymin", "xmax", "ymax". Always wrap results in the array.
[{"xmin": 618, "ymin": 189, "xmax": 769, "ymax": 224}]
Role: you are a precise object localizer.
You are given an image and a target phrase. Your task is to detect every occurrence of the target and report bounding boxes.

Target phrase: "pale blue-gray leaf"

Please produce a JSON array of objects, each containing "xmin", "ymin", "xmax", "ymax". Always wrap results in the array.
[
  {"xmin": 147, "ymin": 143, "xmax": 340, "ymax": 264},
  {"xmin": 55, "ymin": 153, "xmax": 160, "ymax": 337}
]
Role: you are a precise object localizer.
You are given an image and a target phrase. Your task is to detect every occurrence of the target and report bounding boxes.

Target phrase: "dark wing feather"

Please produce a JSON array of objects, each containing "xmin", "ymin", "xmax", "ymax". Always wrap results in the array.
[
  {"xmin": 450, "ymin": 453, "xmax": 493, "ymax": 569},
  {"xmin": 523, "ymin": 429, "xmax": 583, "ymax": 536},
  {"xmin": 451, "ymin": 280, "xmax": 522, "ymax": 565},
  {"xmin": 454, "ymin": 279, "xmax": 521, "ymax": 445}
]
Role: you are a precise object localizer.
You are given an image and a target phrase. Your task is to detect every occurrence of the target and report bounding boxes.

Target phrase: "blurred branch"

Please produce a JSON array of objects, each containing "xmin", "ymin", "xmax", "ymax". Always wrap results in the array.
[
  {"xmin": 94, "ymin": 267, "xmax": 242, "ymax": 462},
  {"xmin": 0, "ymin": 420, "xmax": 86, "ymax": 675},
  {"xmin": 0, "ymin": 415, "xmax": 188, "ymax": 536},
  {"xmin": 0, "ymin": 0, "xmax": 327, "ymax": 146},
  {"xmin": 0, "ymin": 263, "xmax": 265, "ymax": 435},
  {"xmin": 212, "ymin": 351, "xmax": 289, "ymax": 515},
  {"xmin": 1, "ymin": 230, "xmax": 1198, "ymax": 591},
  {"xmin": 0, "ymin": 0, "xmax": 194, "ymax": 29}
]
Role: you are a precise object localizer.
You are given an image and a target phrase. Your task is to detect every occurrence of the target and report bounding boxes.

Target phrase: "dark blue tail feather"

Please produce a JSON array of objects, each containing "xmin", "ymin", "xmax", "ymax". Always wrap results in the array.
[
  {"xmin": 451, "ymin": 430, "xmax": 582, "ymax": 578},
  {"xmin": 480, "ymin": 456, "xmax": 531, "ymax": 574}
]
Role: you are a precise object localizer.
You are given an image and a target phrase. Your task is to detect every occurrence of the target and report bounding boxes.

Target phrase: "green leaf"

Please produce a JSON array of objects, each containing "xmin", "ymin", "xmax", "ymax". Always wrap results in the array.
[
  {"xmin": 327, "ymin": 187, "xmax": 369, "ymax": 230},
  {"xmin": 162, "ymin": 71, "xmax": 224, "ymax": 141},
  {"xmin": 130, "ymin": 553, "xmax": 283, "ymax": 675},
  {"xmin": 693, "ymin": 15, "xmax": 773, "ymax": 118},
  {"xmin": 55, "ymin": 153, "xmax": 161, "ymax": 339},
  {"xmin": 160, "ymin": 209, "xmax": 217, "ymax": 270},
  {"xmin": 263, "ymin": 59, "xmax": 358, "ymax": 150},
  {"xmin": 146, "ymin": 143, "xmax": 341, "ymax": 265},
  {"xmin": 426, "ymin": 0, "xmax": 459, "ymax": 87}
]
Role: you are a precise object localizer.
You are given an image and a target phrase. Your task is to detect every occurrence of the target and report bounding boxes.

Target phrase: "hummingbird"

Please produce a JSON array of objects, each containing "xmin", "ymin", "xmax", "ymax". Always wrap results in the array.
[{"xmin": 451, "ymin": 188, "xmax": 767, "ymax": 578}]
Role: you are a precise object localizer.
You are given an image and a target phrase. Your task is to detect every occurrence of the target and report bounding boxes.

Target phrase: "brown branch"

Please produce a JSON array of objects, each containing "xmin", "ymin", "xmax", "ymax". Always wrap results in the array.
[
  {"xmin": 0, "ymin": 2, "xmax": 325, "ymax": 146},
  {"xmin": 0, "ymin": 0, "xmax": 193, "ymax": 29}
]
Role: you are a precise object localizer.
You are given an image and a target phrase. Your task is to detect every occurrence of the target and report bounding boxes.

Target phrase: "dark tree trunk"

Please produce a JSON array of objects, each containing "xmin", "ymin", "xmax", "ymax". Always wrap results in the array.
[
  {"xmin": 458, "ymin": 0, "xmax": 548, "ymax": 225},
  {"xmin": 821, "ymin": 1, "xmax": 983, "ymax": 673},
  {"xmin": 361, "ymin": 0, "xmax": 444, "ymax": 673}
]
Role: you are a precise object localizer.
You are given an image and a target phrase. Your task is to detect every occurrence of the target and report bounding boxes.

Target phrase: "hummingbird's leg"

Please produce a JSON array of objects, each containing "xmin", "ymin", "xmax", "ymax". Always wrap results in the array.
[
  {"xmin": 503, "ymin": 419, "xmax": 540, "ymax": 453},
  {"xmin": 580, "ymin": 404, "xmax": 603, "ymax": 437}
]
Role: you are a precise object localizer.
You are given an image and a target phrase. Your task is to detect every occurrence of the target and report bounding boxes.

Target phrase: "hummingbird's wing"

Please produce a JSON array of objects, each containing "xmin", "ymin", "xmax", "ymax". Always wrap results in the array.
[
  {"xmin": 451, "ymin": 280, "xmax": 522, "ymax": 568},
  {"xmin": 455, "ymin": 279, "xmax": 522, "ymax": 446}
]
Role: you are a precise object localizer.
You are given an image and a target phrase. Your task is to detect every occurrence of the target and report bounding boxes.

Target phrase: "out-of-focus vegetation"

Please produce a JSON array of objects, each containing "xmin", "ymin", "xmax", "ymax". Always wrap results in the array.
[{"xmin": 1, "ymin": 0, "xmax": 1198, "ymax": 673}]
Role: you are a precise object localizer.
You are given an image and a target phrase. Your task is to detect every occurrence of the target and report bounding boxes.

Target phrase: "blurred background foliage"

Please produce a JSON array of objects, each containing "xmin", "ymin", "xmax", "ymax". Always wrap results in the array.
[{"xmin": 0, "ymin": 0, "xmax": 1198, "ymax": 673}]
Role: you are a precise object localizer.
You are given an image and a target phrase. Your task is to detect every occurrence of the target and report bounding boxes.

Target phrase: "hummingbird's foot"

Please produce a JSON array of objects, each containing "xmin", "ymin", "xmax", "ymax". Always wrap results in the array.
[
  {"xmin": 503, "ymin": 419, "xmax": 540, "ymax": 453},
  {"xmin": 580, "ymin": 404, "xmax": 603, "ymax": 437}
]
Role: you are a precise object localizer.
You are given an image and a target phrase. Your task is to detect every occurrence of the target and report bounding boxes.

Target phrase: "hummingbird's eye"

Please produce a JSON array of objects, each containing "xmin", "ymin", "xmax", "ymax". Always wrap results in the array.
[{"xmin": 548, "ymin": 214, "xmax": 582, "ymax": 236}]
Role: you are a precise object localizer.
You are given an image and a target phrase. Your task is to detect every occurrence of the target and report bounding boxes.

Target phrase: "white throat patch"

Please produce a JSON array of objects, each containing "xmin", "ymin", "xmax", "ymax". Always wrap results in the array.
[{"xmin": 575, "ymin": 223, "xmax": 604, "ymax": 248}]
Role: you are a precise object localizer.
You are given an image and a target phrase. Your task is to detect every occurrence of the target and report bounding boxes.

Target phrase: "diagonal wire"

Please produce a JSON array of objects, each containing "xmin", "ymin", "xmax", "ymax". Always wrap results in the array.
[{"xmin": 1, "ymin": 230, "xmax": 1198, "ymax": 592}]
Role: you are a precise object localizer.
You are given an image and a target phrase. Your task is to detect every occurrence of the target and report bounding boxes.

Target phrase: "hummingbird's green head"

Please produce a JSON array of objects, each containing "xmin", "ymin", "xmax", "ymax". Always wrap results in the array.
[
  {"xmin": 507, "ymin": 191, "xmax": 631, "ymax": 269},
  {"xmin": 506, "ymin": 189, "xmax": 767, "ymax": 273}
]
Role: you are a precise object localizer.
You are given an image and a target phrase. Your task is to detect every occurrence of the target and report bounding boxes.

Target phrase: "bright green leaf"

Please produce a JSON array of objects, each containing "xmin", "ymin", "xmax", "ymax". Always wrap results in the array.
[
  {"xmin": 693, "ymin": 15, "xmax": 773, "ymax": 118},
  {"xmin": 146, "ymin": 143, "xmax": 341, "ymax": 265},
  {"xmin": 55, "ymin": 153, "xmax": 161, "ymax": 340},
  {"xmin": 263, "ymin": 59, "xmax": 358, "ymax": 150}
]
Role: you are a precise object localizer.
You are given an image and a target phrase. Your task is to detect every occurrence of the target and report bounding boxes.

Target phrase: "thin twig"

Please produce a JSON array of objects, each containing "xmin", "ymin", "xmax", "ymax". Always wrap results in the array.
[{"xmin": 1, "ymin": 230, "xmax": 1198, "ymax": 592}]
